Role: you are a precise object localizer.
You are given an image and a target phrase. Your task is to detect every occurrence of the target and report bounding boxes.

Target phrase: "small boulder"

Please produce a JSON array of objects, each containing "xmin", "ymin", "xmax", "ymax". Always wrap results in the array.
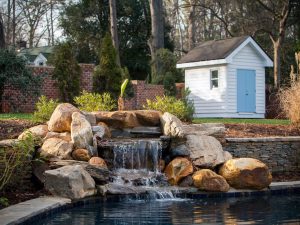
[
  {"xmin": 164, "ymin": 157, "xmax": 193, "ymax": 185},
  {"xmin": 89, "ymin": 157, "xmax": 108, "ymax": 168},
  {"xmin": 48, "ymin": 103, "xmax": 80, "ymax": 132},
  {"xmin": 97, "ymin": 122, "xmax": 111, "ymax": 138},
  {"xmin": 71, "ymin": 112, "xmax": 93, "ymax": 150},
  {"xmin": 193, "ymin": 169, "xmax": 230, "ymax": 192},
  {"xmin": 219, "ymin": 158, "xmax": 272, "ymax": 190},
  {"xmin": 160, "ymin": 112, "xmax": 184, "ymax": 138},
  {"xmin": 18, "ymin": 124, "xmax": 48, "ymax": 140},
  {"xmin": 186, "ymin": 135, "xmax": 232, "ymax": 168},
  {"xmin": 40, "ymin": 138, "xmax": 73, "ymax": 160},
  {"xmin": 72, "ymin": 149, "xmax": 91, "ymax": 162},
  {"xmin": 44, "ymin": 165, "xmax": 96, "ymax": 199},
  {"xmin": 178, "ymin": 175, "xmax": 193, "ymax": 187},
  {"xmin": 92, "ymin": 126, "xmax": 106, "ymax": 138},
  {"xmin": 44, "ymin": 132, "xmax": 71, "ymax": 142}
]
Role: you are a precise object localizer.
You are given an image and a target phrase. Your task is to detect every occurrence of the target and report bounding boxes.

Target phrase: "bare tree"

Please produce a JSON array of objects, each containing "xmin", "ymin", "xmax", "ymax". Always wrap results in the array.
[
  {"xmin": 255, "ymin": 0, "xmax": 292, "ymax": 88},
  {"xmin": 109, "ymin": 0, "xmax": 120, "ymax": 66},
  {"xmin": 12, "ymin": 0, "xmax": 15, "ymax": 45},
  {"xmin": 0, "ymin": 12, "xmax": 5, "ymax": 48},
  {"xmin": 17, "ymin": 0, "xmax": 50, "ymax": 47},
  {"xmin": 149, "ymin": 0, "xmax": 164, "ymax": 77},
  {"xmin": 188, "ymin": 0, "xmax": 195, "ymax": 50}
]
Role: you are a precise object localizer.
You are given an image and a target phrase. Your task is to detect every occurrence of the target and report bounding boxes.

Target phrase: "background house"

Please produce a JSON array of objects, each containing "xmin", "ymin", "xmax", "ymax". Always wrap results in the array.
[
  {"xmin": 177, "ymin": 36, "xmax": 273, "ymax": 118},
  {"xmin": 18, "ymin": 46, "xmax": 54, "ymax": 66}
]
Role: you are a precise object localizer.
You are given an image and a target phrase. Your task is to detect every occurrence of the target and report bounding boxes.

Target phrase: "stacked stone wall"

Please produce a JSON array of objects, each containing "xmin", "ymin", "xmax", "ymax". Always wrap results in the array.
[{"xmin": 224, "ymin": 137, "xmax": 300, "ymax": 174}]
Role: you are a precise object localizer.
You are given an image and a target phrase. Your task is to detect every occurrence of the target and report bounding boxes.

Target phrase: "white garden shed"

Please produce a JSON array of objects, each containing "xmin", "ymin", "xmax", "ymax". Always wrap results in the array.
[{"xmin": 176, "ymin": 36, "xmax": 273, "ymax": 118}]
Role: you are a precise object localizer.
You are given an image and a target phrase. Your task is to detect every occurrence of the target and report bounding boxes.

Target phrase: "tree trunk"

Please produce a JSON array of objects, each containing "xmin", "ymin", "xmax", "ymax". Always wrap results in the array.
[
  {"xmin": 6, "ymin": 0, "xmax": 11, "ymax": 45},
  {"xmin": 273, "ymin": 40, "xmax": 280, "ymax": 88},
  {"xmin": 50, "ymin": 0, "xmax": 54, "ymax": 45},
  {"xmin": 109, "ymin": 0, "xmax": 120, "ymax": 66},
  {"xmin": 12, "ymin": 0, "xmax": 15, "ymax": 46},
  {"xmin": 0, "ymin": 13, "xmax": 5, "ymax": 48},
  {"xmin": 149, "ymin": 0, "xmax": 164, "ymax": 79},
  {"xmin": 188, "ymin": 0, "xmax": 195, "ymax": 50}
]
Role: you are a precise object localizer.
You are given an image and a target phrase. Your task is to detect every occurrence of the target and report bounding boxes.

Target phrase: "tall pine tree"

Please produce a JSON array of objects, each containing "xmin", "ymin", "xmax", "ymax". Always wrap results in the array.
[{"xmin": 93, "ymin": 33, "xmax": 122, "ymax": 97}]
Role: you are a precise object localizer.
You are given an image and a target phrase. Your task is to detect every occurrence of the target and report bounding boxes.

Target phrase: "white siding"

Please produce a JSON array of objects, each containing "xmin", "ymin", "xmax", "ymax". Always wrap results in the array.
[
  {"xmin": 227, "ymin": 43, "xmax": 266, "ymax": 117},
  {"xmin": 185, "ymin": 43, "xmax": 266, "ymax": 118},
  {"xmin": 185, "ymin": 65, "xmax": 227, "ymax": 116}
]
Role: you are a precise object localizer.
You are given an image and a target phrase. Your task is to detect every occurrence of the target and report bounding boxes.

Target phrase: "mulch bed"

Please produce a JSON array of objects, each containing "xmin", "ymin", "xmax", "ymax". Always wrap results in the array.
[
  {"xmin": 225, "ymin": 123, "xmax": 300, "ymax": 138},
  {"xmin": 0, "ymin": 119, "xmax": 37, "ymax": 140},
  {"xmin": 1, "ymin": 119, "xmax": 300, "ymax": 140},
  {"xmin": 0, "ymin": 188, "xmax": 49, "ymax": 210}
]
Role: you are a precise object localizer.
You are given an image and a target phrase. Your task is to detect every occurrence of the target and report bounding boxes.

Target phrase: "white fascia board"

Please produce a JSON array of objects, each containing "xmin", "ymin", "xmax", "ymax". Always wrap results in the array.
[
  {"xmin": 226, "ymin": 37, "xmax": 273, "ymax": 67},
  {"xmin": 176, "ymin": 59, "xmax": 227, "ymax": 69}
]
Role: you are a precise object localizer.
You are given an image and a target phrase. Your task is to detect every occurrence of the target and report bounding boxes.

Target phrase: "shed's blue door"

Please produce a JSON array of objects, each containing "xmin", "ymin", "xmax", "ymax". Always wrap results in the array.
[{"xmin": 237, "ymin": 69, "xmax": 256, "ymax": 112}]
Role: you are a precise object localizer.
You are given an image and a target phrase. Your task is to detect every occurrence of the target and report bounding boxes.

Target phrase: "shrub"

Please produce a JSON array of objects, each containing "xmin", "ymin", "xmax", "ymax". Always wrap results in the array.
[
  {"xmin": 143, "ymin": 94, "xmax": 194, "ymax": 121},
  {"xmin": 279, "ymin": 80, "xmax": 300, "ymax": 126},
  {"xmin": 0, "ymin": 132, "xmax": 40, "ymax": 191},
  {"xmin": 33, "ymin": 95, "xmax": 59, "ymax": 123},
  {"xmin": 74, "ymin": 91, "xmax": 116, "ymax": 112}
]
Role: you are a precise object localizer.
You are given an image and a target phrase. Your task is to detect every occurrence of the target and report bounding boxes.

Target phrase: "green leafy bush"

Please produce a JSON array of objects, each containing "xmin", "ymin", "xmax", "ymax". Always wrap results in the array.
[
  {"xmin": 33, "ymin": 95, "xmax": 59, "ymax": 123},
  {"xmin": 74, "ymin": 91, "xmax": 116, "ymax": 112},
  {"xmin": 0, "ymin": 197, "xmax": 9, "ymax": 208},
  {"xmin": 143, "ymin": 94, "xmax": 194, "ymax": 121},
  {"xmin": 0, "ymin": 132, "xmax": 41, "ymax": 191}
]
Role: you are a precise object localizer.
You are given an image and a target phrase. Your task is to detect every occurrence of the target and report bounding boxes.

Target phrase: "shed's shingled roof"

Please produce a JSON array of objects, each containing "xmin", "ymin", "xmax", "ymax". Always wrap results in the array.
[{"xmin": 177, "ymin": 36, "xmax": 249, "ymax": 64}]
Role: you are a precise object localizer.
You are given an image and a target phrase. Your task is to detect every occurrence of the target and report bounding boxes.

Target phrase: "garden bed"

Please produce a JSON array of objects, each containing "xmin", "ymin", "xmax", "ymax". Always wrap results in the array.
[{"xmin": 1, "ymin": 119, "xmax": 299, "ymax": 140}]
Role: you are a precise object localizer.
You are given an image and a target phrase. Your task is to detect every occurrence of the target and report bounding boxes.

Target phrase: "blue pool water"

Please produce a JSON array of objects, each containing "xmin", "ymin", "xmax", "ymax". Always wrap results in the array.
[{"xmin": 35, "ymin": 194, "xmax": 300, "ymax": 225}]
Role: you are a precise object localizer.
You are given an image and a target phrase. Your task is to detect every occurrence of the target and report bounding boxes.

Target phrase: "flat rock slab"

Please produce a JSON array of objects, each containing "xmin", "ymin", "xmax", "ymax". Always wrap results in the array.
[
  {"xmin": 0, "ymin": 197, "xmax": 71, "ymax": 225},
  {"xmin": 130, "ymin": 126, "xmax": 162, "ymax": 136}
]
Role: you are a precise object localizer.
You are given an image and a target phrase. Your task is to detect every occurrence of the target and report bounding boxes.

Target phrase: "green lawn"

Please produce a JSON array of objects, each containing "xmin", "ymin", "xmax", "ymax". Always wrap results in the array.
[
  {"xmin": 192, "ymin": 118, "xmax": 291, "ymax": 125},
  {"xmin": 0, "ymin": 113, "xmax": 34, "ymax": 121}
]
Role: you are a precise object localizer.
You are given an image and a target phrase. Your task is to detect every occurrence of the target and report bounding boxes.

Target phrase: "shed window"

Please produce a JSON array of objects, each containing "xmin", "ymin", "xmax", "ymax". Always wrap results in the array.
[{"xmin": 210, "ymin": 70, "xmax": 219, "ymax": 89}]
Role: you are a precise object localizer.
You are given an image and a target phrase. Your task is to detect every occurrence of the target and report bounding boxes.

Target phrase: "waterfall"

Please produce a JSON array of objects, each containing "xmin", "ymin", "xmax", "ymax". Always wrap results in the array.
[
  {"xmin": 97, "ymin": 136, "xmax": 184, "ymax": 199},
  {"xmin": 112, "ymin": 140, "xmax": 162, "ymax": 172}
]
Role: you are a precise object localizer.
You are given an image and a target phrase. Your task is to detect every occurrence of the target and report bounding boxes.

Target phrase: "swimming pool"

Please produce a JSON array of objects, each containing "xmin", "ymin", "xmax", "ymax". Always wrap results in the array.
[{"xmin": 33, "ymin": 193, "xmax": 300, "ymax": 225}]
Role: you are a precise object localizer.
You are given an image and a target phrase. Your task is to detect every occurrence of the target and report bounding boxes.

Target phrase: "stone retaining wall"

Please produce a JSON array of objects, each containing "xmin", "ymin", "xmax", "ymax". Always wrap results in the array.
[{"xmin": 224, "ymin": 137, "xmax": 300, "ymax": 174}]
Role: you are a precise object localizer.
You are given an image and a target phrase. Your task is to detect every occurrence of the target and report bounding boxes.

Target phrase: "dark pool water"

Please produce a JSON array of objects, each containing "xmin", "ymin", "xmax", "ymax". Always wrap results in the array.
[{"xmin": 35, "ymin": 194, "xmax": 300, "ymax": 225}]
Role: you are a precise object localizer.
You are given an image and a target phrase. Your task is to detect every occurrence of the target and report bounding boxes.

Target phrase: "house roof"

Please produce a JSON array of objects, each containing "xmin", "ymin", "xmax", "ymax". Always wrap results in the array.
[
  {"xmin": 18, "ymin": 46, "xmax": 55, "ymax": 62},
  {"xmin": 177, "ymin": 36, "xmax": 273, "ymax": 68}
]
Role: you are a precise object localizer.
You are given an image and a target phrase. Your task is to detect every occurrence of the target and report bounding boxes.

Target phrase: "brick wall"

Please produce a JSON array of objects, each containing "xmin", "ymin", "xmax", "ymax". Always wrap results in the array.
[
  {"xmin": 124, "ymin": 80, "xmax": 165, "ymax": 110},
  {"xmin": 224, "ymin": 137, "xmax": 300, "ymax": 174},
  {"xmin": 1, "ymin": 64, "xmax": 94, "ymax": 113},
  {"xmin": 1, "ymin": 66, "xmax": 173, "ymax": 113}
]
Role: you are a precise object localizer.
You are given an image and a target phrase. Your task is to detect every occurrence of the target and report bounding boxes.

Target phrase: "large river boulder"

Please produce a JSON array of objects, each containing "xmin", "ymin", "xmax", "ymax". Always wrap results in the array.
[
  {"xmin": 193, "ymin": 169, "xmax": 230, "ymax": 192},
  {"xmin": 164, "ymin": 157, "xmax": 193, "ymax": 185},
  {"xmin": 219, "ymin": 158, "xmax": 272, "ymax": 190},
  {"xmin": 44, "ymin": 165, "xmax": 96, "ymax": 199},
  {"xmin": 71, "ymin": 112, "xmax": 93, "ymax": 150},
  {"xmin": 93, "ymin": 110, "xmax": 161, "ymax": 129},
  {"xmin": 48, "ymin": 103, "xmax": 80, "ymax": 132},
  {"xmin": 186, "ymin": 135, "xmax": 232, "ymax": 168},
  {"xmin": 40, "ymin": 137, "xmax": 73, "ymax": 160},
  {"xmin": 160, "ymin": 112, "xmax": 184, "ymax": 138}
]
